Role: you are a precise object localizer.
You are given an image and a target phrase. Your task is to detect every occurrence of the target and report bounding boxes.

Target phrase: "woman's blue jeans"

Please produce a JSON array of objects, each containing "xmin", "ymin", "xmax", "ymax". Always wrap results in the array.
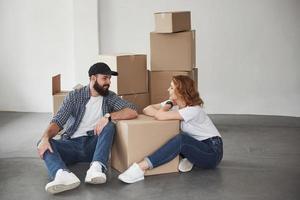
[
  {"xmin": 39, "ymin": 122, "xmax": 116, "ymax": 180},
  {"xmin": 146, "ymin": 132, "xmax": 223, "ymax": 169}
]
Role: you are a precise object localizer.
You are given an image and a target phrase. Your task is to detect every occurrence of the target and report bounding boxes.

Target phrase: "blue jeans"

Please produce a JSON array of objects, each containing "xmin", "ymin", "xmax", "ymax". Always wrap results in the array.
[
  {"xmin": 39, "ymin": 122, "xmax": 116, "ymax": 180},
  {"xmin": 146, "ymin": 132, "xmax": 223, "ymax": 169}
]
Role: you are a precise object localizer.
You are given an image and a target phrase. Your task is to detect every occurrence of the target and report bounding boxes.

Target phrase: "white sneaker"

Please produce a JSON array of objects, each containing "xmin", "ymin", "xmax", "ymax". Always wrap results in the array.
[
  {"xmin": 178, "ymin": 158, "xmax": 194, "ymax": 172},
  {"xmin": 118, "ymin": 163, "xmax": 145, "ymax": 184},
  {"xmin": 45, "ymin": 169, "xmax": 80, "ymax": 194},
  {"xmin": 85, "ymin": 161, "xmax": 107, "ymax": 184}
]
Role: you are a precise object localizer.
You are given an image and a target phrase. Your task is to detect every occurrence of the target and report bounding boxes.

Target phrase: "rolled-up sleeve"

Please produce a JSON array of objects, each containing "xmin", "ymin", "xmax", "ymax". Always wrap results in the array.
[{"xmin": 108, "ymin": 93, "xmax": 137, "ymax": 112}]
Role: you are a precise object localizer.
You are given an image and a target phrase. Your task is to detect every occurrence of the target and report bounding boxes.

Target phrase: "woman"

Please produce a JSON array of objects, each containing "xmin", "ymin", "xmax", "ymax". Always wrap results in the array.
[{"xmin": 118, "ymin": 75, "xmax": 223, "ymax": 183}]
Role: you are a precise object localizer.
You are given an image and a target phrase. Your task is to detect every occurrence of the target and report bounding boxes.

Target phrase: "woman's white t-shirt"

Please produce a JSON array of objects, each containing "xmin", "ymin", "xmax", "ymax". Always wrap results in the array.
[{"xmin": 161, "ymin": 101, "xmax": 221, "ymax": 141}]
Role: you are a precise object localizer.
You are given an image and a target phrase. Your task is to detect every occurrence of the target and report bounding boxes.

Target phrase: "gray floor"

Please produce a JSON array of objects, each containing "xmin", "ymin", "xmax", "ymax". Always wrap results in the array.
[{"xmin": 0, "ymin": 112, "xmax": 299, "ymax": 200}]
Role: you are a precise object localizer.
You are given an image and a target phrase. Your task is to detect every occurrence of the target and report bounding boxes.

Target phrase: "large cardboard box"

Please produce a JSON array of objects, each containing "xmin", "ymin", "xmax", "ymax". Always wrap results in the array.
[
  {"xmin": 112, "ymin": 115, "xmax": 180, "ymax": 176},
  {"xmin": 99, "ymin": 54, "xmax": 148, "ymax": 95},
  {"xmin": 52, "ymin": 74, "xmax": 69, "ymax": 115},
  {"xmin": 149, "ymin": 68, "xmax": 198, "ymax": 104},
  {"xmin": 119, "ymin": 93, "xmax": 150, "ymax": 114},
  {"xmin": 150, "ymin": 30, "xmax": 195, "ymax": 71},
  {"xmin": 154, "ymin": 11, "xmax": 191, "ymax": 33}
]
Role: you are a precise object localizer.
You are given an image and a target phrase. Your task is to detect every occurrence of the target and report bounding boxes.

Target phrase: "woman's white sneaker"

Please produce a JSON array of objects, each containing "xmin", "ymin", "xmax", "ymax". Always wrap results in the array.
[
  {"xmin": 118, "ymin": 163, "xmax": 145, "ymax": 184},
  {"xmin": 85, "ymin": 161, "xmax": 107, "ymax": 184},
  {"xmin": 45, "ymin": 169, "xmax": 80, "ymax": 194},
  {"xmin": 178, "ymin": 158, "xmax": 194, "ymax": 172}
]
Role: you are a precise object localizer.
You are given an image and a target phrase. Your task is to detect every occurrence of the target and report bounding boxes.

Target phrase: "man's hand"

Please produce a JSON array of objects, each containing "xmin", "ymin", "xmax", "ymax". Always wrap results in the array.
[
  {"xmin": 37, "ymin": 122, "xmax": 60, "ymax": 159},
  {"xmin": 37, "ymin": 138, "xmax": 53, "ymax": 159},
  {"xmin": 94, "ymin": 117, "xmax": 109, "ymax": 135}
]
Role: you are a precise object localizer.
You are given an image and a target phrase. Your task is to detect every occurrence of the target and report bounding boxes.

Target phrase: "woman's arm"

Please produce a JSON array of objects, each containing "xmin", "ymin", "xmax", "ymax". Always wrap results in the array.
[
  {"xmin": 154, "ymin": 110, "xmax": 183, "ymax": 120},
  {"xmin": 144, "ymin": 101, "xmax": 183, "ymax": 120},
  {"xmin": 143, "ymin": 104, "xmax": 161, "ymax": 116}
]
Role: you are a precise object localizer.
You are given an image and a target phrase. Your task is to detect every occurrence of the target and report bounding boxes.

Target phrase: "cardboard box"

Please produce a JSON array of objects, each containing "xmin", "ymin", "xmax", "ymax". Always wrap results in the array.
[
  {"xmin": 52, "ymin": 74, "xmax": 69, "ymax": 115},
  {"xmin": 149, "ymin": 68, "xmax": 198, "ymax": 104},
  {"xmin": 119, "ymin": 93, "xmax": 150, "ymax": 114},
  {"xmin": 52, "ymin": 75, "xmax": 83, "ymax": 115},
  {"xmin": 111, "ymin": 115, "xmax": 180, "ymax": 176},
  {"xmin": 150, "ymin": 30, "xmax": 195, "ymax": 71},
  {"xmin": 99, "ymin": 54, "xmax": 148, "ymax": 95},
  {"xmin": 155, "ymin": 11, "xmax": 191, "ymax": 33}
]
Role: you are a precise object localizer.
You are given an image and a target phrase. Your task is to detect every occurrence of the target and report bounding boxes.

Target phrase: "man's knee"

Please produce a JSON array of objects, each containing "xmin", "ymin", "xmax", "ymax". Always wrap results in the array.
[{"xmin": 104, "ymin": 122, "xmax": 116, "ymax": 132}]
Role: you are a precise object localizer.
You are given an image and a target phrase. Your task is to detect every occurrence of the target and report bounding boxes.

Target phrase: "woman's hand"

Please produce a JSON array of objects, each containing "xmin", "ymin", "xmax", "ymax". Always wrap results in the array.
[{"xmin": 143, "ymin": 104, "xmax": 160, "ymax": 116}]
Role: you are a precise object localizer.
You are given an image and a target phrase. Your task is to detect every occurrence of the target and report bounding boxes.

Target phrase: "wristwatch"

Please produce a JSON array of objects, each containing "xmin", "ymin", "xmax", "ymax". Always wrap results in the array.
[
  {"xmin": 104, "ymin": 113, "xmax": 111, "ymax": 122},
  {"xmin": 165, "ymin": 100, "xmax": 174, "ymax": 108}
]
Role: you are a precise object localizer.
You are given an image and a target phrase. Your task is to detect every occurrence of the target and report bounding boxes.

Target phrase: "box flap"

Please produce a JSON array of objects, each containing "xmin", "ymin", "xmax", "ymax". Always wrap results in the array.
[{"xmin": 52, "ymin": 74, "xmax": 61, "ymax": 95}]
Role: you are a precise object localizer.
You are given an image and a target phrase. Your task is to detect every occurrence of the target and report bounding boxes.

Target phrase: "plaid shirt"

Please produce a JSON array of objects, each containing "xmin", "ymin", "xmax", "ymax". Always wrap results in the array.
[{"xmin": 51, "ymin": 85, "xmax": 137, "ymax": 139}]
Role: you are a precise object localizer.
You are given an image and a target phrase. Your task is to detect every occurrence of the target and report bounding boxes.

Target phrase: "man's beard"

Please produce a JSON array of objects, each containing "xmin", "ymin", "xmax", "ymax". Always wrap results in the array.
[{"xmin": 94, "ymin": 80, "xmax": 109, "ymax": 96}]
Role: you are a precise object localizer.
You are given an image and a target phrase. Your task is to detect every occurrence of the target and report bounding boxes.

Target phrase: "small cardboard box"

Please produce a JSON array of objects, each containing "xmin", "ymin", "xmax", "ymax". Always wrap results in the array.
[
  {"xmin": 111, "ymin": 115, "xmax": 180, "ymax": 176},
  {"xmin": 150, "ymin": 30, "xmax": 195, "ymax": 71},
  {"xmin": 52, "ymin": 74, "xmax": 69, "ymax": 115},
  {"xmin": 52, "ymin": 75, "xmax": 82, "ymax": 115},
  {"xmin": 99, "ymin": 54, "xmax": 148, "ymax": 95},
  {"xmin": 119, "ymin": 93, "xmax": 150, "ymax": 114},
  {"xmin": 155, "ymin": 11, "xmax": 191, "ymax": 33},
  {"xmin": 149, "ymin": 68, "xmax": 198, "ymax": 104}
]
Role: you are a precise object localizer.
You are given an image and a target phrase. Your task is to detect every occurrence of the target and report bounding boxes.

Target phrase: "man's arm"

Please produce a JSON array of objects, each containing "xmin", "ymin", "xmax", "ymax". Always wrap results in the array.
[
  {"xmin": 111, "ymin": 107, "xmax": 138, "ymax": 120},
  {"xmin": 109, "ymin": 93, "xmax": 138, "ymax": 119},
  {"xmin": 37, "ymin": 123, "xmax": 60, "ymax": 158},
  {"xmin": 37, "ymin": 91, "xmax": 75, "ymax": 158},
  {"xmin": 94, "ymin": 108, "xmax": 137, "ymax": 135},
  {"xmin": 94, "ymin": 94, "xmax": 138, "ymax": 135}
]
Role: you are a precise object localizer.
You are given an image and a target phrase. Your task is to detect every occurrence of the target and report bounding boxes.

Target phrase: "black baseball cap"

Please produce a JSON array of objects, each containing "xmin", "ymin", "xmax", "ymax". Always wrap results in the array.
[{"xmin": 88, "ymin": 62, "xmax": 118, "ymax": 77}]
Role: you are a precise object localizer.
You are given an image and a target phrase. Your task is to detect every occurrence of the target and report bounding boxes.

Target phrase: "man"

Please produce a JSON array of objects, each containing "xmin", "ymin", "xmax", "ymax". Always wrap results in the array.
[{"xmin": 37, "ymin": 62, "xmax": 138, "ymax": 194}]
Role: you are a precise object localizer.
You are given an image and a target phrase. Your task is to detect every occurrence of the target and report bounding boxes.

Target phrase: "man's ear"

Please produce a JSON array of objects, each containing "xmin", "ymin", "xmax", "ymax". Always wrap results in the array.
[{"xmin": 90, "ymin": 75, "xmax": 97, "ymax": 82}]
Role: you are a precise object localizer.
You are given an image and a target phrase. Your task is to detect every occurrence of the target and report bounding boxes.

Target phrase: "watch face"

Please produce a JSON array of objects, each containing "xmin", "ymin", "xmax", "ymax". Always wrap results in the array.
[{"xmin": 105, "ymin": 113, "xmax": 110, "ymax": 118}]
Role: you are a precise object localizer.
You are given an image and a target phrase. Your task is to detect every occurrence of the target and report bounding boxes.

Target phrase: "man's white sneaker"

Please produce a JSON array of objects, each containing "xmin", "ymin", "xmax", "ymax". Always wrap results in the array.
[
  {"xmin": 85, "ymin": 161, "xmax": 106, "ymax": 184},
  {"xmin": 178, "ymin": 158, "xmax": 194, "ymax": 172},
  {"xmin": 45, "ymin": 169, "xmax": 80, "ymax": 194},
  {"xmin": 118, "ymin": 163, "xmax": 145, "ymax": 184}
]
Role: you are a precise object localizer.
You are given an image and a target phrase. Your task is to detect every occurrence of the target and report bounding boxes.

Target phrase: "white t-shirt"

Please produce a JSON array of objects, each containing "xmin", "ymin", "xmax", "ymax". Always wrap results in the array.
[
  {"xmin": 161, "ymin": 101, "xmax": 221, "ymax": 141},
  {"xmin": 71, "ymin": 96, "xmax": 104, "ymax": 138}
]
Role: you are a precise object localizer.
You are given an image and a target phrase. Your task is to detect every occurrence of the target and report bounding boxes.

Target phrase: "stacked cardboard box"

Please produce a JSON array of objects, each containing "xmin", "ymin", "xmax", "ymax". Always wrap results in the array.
[
  {"xmin": 52, "ymin": 75, "xmax": 68, "ymax": 115},
  {"xmin": 150, "ymin": 11, "xmax": 198, "ymax": 104},
  {"xmin": 99, "ymin": 54, "xmax": 149, "ymax": 114},
  {"xmin": 111, "ymin": 115, "xmax": 180, "ymax": 176},
  {"xmin": 100, "ymin": 53, "xmax": 181, "ymax": 175},
  {"xmin": 52, "ymin": 54, "xmax": 149, "ymax": 114}
]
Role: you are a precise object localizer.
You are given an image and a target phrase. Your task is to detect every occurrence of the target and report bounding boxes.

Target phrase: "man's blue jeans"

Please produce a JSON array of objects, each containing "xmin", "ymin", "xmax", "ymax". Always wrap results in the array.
[
  {"xmin": 40, "ymin": 122, "xmax": 116, "ymax": 180},
  {"xmin": 146, "ymin": 132, "xmax": 223, "ymax": 169}
]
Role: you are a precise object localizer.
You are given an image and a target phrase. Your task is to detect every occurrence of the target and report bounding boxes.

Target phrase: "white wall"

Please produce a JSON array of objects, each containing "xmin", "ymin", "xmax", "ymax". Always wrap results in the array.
[
  {"xmin": 0, "ymin": 0, "xmax": 99, "ymax": 112},
  {"xmin": 73, "ymin": 0, "xmax": 99, "ymax": 84},
  {"xmin": 99, "ymin": 0, "xmax": 300, "ymax": 117},
  {"xmin": 0, "ymin": 0, "xmax": 75, "ymax": 112},
  {"xmin": 0, "ymin": 0, "xmax": 299, "ymax": 116}
]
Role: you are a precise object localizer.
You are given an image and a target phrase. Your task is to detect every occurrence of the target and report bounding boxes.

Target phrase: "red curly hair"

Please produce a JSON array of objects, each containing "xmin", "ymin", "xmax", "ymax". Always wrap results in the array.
[{"xmin": 172, "ymin": 75, "xmax": 204, "ymax": 107}]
